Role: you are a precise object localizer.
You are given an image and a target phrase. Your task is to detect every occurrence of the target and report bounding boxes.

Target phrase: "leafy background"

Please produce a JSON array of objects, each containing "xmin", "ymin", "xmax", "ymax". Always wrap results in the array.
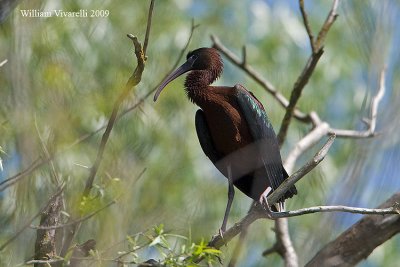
[{"xmin": 0, "ymin": 0, "xmax": 399, "ymax": 266}]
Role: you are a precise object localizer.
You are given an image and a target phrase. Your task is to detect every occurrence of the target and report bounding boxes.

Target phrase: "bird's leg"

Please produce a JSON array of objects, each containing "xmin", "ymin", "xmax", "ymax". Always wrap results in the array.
[
  {"xmin": 220, "ymin": 165, "xmax": 235, "ymax": 237},
  {"xmin": 259, "ymin": 187, "xmax": 275, "ymax": 219}
]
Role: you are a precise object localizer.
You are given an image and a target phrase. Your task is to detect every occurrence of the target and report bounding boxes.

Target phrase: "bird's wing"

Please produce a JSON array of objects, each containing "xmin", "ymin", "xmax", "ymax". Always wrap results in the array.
[
  {"xmin": 195, "ymin": 109, "xmax": 221, "ymax": 164},
  {"xmin": 234, "ymin": 84, "xmax": 296, "ymax": 198}
]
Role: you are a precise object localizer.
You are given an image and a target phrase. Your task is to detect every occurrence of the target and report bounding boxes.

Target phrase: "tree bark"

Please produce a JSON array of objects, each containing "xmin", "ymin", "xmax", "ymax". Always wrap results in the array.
[{"xmin": 34, "ymin": 194, "xmax": 62, "ymax": 267}]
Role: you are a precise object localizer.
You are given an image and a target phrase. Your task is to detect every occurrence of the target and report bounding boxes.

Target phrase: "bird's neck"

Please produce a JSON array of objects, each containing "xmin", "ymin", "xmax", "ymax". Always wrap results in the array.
[{"xmin": 184, "ymin": 70, "xmax": 218, "ymax": 104}]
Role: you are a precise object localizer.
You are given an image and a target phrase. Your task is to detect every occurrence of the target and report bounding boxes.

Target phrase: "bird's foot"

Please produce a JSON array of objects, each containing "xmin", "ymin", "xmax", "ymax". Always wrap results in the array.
[
  {"xmin": 219, "ymin": 228, "xmax": 225, "ymax": 239},
  {"xmin": 211, "ymin": 227, "xmax": 225, "ymax": 241},
  {"xmin": 217, "ymin": 214, "xmax": 228, "ymax": 239},
  {"xmin": 259, "ymin": 187, "xmax": 275, "ymax": 219}
]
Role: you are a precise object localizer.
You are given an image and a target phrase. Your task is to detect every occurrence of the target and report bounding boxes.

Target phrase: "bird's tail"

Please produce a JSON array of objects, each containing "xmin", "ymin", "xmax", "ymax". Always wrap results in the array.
[{"xmin": 282, "ymin": 168, "xmax": 297, "ymax": 200}]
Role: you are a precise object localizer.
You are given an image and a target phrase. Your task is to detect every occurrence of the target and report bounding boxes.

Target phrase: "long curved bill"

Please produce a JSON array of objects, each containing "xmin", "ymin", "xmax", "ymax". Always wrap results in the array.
[{"xmin": 153, "ymin": 59, "xmax": 194, "ymax": 102}]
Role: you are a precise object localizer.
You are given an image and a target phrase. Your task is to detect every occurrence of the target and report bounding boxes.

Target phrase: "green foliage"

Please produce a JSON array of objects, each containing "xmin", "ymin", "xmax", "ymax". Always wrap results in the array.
[
  {"xmin": 115, "ymin": 225, "xmax": 222, "ymax": 266},
  {"xmin": 79, "ymin": 177, "xmax": 121, "ymax": 215}
]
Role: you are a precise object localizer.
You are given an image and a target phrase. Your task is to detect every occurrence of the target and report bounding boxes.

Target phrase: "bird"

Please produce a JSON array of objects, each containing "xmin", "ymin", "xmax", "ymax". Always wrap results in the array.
[{"xmin": 153, "ymin": 47, "xmax": 297, "ymax": 233}]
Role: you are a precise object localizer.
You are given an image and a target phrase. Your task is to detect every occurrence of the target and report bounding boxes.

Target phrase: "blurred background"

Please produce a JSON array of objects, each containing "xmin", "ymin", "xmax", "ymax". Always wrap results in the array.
[{"xmin": 0, "ymin": 0, "xmax": 399, "ymax": 266}]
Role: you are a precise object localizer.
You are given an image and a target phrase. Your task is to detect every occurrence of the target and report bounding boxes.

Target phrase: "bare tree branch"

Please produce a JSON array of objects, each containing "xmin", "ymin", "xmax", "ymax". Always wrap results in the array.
[
  {"xmin": 277, "ymin": 0, "xmax": 339, "ymax": 145},
  {"xmin": 212, "ymin": 4, "xmax": 336, "ymax": 262},
  {"xmin": 33, "ymin": 123, "xmax": 65, "ymax": 266},
  {"xmin": 368, "ymin": 67, "xmax": 386, "ymax": 133},
  {"xmin": 277, "ymin": 48, "xmax": 324, "ymax": 145},
  {"xmin": 34, "ymin": 193, "xmax": 63, "ymax": 266},
  {"xmin": 270, "ymin": 134, "xmax": 335, "ymax": 205},
  {"xmin": 60, "ymin": 1, "xmax": 156, "ymax": 258},
  {"xmin": 268, "ymin": 204, "xmax": 399, "ymax": 219},
  {"xmin": 315, "ymin": 0, "xmax": 340, "ymax": 51},
  {"xmin": 0, "ymin": 59, "xmax": 7, "ymax": 67},
  {"xmin": 285, "ymin": 66, "xmax": 386, "ymax": 172},
  {"xmin": 306, "ymin": 193, "xmax": 400, "ymax": 267},
  {"xmin": 299, "ymin": 0, "xmax": 315, "ymax": 52},
  {"xmin": 211, "ymin": 3, "xmax": 389, "ymax": 267},
  {"xmin": 34, "ymin": 118, "xmax": 63, "ymax": 186},
  {"xmin": 208, "ymin": 134, "xmax": 335, "ymax": 249},
  {"xmin": 327, "ymin": 67, "xmax": 385, "ymax": 138},
  {"xmin": 274, "ymin": 218, "xmax": 298, "ymax": 267},
  {"xmin": 266, "ymin": 67, "xmax": 385, "ymax": 265},
  {"xmin": 284, "ymin": 121, "xmax": 330, "ymax": 172},
  {"xmin": 143, "ymin": 0, "xmax": 155, "ymax": 56},
  {"xmin": 82, "ymin": 34, "xmax": 146, "ymax": 197},
  {"xmin": 0, "ymin": 184, "xmax": 65, "ymax": 251},
  {"xmin": 25, "ymin": 259, "xmax": 64, "ymax": 265},
  {"xmin": 211, "ymin": 34, "xmax": 384, "ymax": 141},
  {"xmin": 0, "ymin": 157, "xmax": 42, "ymax": 191}
]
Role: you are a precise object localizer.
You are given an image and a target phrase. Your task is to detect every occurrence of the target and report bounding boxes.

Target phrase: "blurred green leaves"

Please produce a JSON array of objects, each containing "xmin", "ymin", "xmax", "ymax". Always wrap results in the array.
[{"xmin": 114, "ymin": 224, "xmax": 221, "ymax": 266}]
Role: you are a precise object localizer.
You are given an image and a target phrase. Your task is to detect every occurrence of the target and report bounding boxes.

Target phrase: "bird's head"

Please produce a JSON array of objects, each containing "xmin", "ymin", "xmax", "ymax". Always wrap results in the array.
[{"xmin": 153, "ymin": 47, "xmax": 223, "ymax": 101}]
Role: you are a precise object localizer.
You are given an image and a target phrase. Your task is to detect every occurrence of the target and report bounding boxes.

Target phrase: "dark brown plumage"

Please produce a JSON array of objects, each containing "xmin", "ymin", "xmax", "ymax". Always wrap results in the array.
[{"xmin": 154, "ymin": 47, "xmax": 297, "ymax": 232}]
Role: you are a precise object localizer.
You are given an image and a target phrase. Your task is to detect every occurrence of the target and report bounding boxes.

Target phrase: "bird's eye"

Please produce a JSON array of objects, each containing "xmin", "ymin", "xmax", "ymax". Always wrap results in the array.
[
  {"xmin": 188, "ymin": 54, "xmax": 198, "ymax": 63},
  {"xmin": 186, "ymin": 51, "xmax": 193, "ymax": 60}
]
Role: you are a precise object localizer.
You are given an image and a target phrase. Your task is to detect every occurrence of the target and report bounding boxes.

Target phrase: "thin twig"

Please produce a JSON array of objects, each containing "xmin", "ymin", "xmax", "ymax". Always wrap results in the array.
[
  {"xmin": 31, "ymin": 167, "xmax": 146, "ymax": 232},
  {"xmin": 143, "ymin": 0, "xmax": 155, "ymax": 56},
  {"xmin": 211, "ymin": 35, "xmax": 383, "ymax": 142},
  {"xmin": 305, "ymin": 193, "xmax": 400, "ymax": 267},
  {"xmin": 266, "ymin": 204, "xmax": 399, "ymax": 219},
  {"xmin": 277, "ymin": 48, "xmax": 324, "ymax": 145},
  {"xmin": 284, "ymin": 122, "xmax": 330, "ymax": 172},
  {"xmin": 315, "ymin": 0, "xmax": 340, "ymax": 51},
  {"xmin": 328, "ymin": 128, "xmax": 378, "ymax": 138},
  {"xmin": 30, "ymin": 200, "xmax": 116, "ymax": 230},
  {"xmin": 262, "ymin": 243, "xmax": 280, "ymax": 257},
  {"xmin": 78, "ymin": 16, "xmax": 153, "ymax": 198},
  {"xmin": 277, "ymin": 0, "xmax": 339, "ymax": 145},
  {"xmin": 25, "ymin": 259, "xmax": 64, "ymax": 265},
  {"xmin": 369, "ymin": 67, "xmax": 386, "ymax": 133},
  {"xmin": 0, "ymin": 157, "xmax": 42, "ymax": 191},
  {"xmin": 34, "ymin": 117, "xmax": 62, "ymax": 186},
  {"xmin": 327, "ymin": 68, "xmax": 385, "ymax": 138},
  {"xmin": 0, "ymin": 59, "xmax": 7, "ymax": 67},
  {"xmin": 299, "ymin": 0, "xmax": 315, "ymax": 52}
]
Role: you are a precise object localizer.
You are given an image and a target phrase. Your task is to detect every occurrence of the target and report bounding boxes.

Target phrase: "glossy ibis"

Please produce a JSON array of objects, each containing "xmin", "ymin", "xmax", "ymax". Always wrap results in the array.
[{"xmin": 154, "ymin": 47, "xmax": 297, "ymax": 233}]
